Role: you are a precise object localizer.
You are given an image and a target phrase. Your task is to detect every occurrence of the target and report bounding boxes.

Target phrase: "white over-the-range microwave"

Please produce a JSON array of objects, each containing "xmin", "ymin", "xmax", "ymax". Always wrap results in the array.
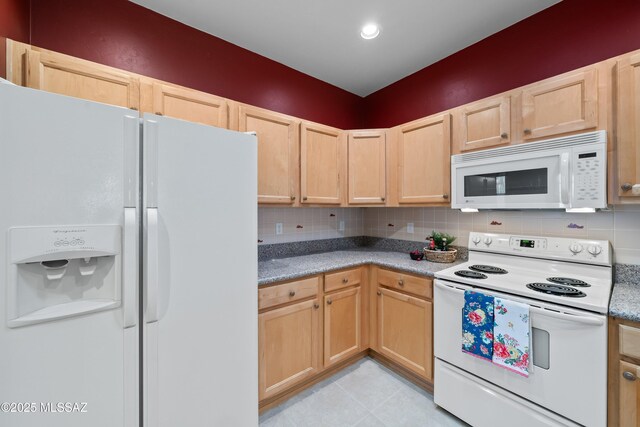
[{"xmin": 451, "ymin": 130, "xmax": 607, "ymax": 211}]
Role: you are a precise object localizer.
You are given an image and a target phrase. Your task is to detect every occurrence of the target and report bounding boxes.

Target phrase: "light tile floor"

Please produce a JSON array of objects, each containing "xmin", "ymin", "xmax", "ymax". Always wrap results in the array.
[{"xmin": 259, "ymin": 357, "xmax": 468, "ymax": 427}]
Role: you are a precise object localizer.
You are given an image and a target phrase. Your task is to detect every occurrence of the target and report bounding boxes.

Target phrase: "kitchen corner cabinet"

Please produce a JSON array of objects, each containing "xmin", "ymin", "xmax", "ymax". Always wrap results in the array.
[
  {"xmin": 149, "ymin": 81, "xmax": 228, "ymax": 128},
  {"xmin": 348, "ymin": 130, "xmax": 386, "ymax": 205},
  {"xmin": 521, "ymin": 68, "xmax": 598, "ymax": 141},
  {"xmin": 374, "ymin": 268, "xmax": 433, "ymax": 381},
  {"xmin": 24, "ymin": 48, "xmax": 140, "ymax": 110},
  {"xmin": 324, "ymin": 286, "xmax": 361, "ymax": 366},
  {"xmin": 456, "ymin": 95, "xmax": 511, "ymax": 152},
  {"xmin": 300, "ymin": 122, "xmax": 346, "ymax": 205},
  {"xmin": 239, "ymin": 105, "xmax": 300, "ymax": 204},
  {"xmin": 395, "ymin": 113, "xmax": 451, "ymax": 204},
  {"xmin": 616, "ymin": 52, "xmax": 640, "ymax": 201}
]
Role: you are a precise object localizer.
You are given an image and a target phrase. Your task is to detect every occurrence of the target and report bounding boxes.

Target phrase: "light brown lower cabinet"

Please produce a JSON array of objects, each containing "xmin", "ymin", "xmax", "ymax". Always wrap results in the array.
[
  {"xmin": 324, "ymin": 286, "xmax": 361, "ymax": 366},
  {"xmin": 618, "ymin": 360, "xmax": 640, "ymax": 427}
]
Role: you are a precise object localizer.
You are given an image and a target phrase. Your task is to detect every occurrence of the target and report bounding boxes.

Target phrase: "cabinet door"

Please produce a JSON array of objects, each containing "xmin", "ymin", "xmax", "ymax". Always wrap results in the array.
[
  {"xmin": 397, "ymin": 114, "xmax": 451, "ymax": 204},
  {"xmin": 300, "ymin": 122, "xmax": 344, "ymax": 204},
  {"xmin": 521, "ymin": 69, "xmax": 597, "ymax": 140},
  {"xmin": 617, "ymin": 53, "xmax": 640, "ymax": 200},
  {"xmin": 324, "ymin": 287, "xmax": 361, "ymax": 366},
  {"xmin": 348, "ymin": 130, "xmax": 386, "ymax": 204},
  {"xmin": 458, "ymin": 96, "xmax": 511, "ymax": 152},
  {"xmin": 152, "ymin": 82, "xmax": 227, "ymax": 128},
  {"xmin": 619, "ymin": 360, "xmax": 640, "ymax": 427},
  {"xmin": 25, "ymin": 49, "xmax": 139, "ymax": 110},
  {"xmin": 377, "ymin": 286, "xmax": 433, "ymax": 380},
  {"xmin": 259, "ymin": 298, "xmax": 321, "ymax": 400},
  {"xmin": 239, "ymin": 106, "xmax": 300, "ymax": 204}
]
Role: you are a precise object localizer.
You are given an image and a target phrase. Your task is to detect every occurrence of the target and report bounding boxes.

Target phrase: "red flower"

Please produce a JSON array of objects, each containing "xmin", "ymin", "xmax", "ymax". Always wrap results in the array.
[
  {"xmin": 494, "ymin": 342, "xmax": 510, "ymax": 359},
  {"xmin": 515, "ymin": 353, "xmax": 529, "ymax": 368},
  {"xmin": 483, "ymin": 331, "xmax": 494, "ymax": 340}
]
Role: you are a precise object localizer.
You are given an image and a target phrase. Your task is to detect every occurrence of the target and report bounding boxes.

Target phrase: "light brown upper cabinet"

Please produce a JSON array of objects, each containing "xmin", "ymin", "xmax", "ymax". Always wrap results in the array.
[
  {"xmin": 239, "ymin": 106, "xmax": 300, "ymax": 204},
  {"xmin": 457, "ymin": 95, "xmax": 511, "ymax": 152},
  {"xmin": 521, "ymin": 68, "xmax": 598, "ymax": 141},
  {"xmin": 300, "ymin": 122, "xmax": 345, "ymax": 205},
  {"xmin": 395, "ymin": 114, "xmax": 451, "ymax": 204},
  {"xmin": 24, "ymin": 49, "xmax": 140, "ymax": 110},
  {"xmin": 151, "ymin": 81, "xmax": 228, "ymax": 128},
  {"xmin": 616, "ymin": 52, "xmax": 640, "ymax": 201},
  {"xmin": 348, "ymin": 130, "xmax": 386, "ymax": 205}
]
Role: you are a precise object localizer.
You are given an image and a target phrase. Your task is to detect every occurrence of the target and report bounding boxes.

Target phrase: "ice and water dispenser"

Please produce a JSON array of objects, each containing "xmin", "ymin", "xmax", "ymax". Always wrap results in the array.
[{"xmin": 7, "ymin": 225, "xmax": 122, "ymax": 327}]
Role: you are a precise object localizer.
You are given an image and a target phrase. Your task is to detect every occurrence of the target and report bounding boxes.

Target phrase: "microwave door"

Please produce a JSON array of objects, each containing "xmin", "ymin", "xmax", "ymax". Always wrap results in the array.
[{"xmin": 453, "ymin": 155, "xmax": 563, "ymax": 209}]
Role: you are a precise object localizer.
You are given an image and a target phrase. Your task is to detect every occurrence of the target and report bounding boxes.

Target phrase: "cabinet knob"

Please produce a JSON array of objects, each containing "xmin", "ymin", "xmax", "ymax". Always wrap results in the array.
[
  {"xmin": 327, "ymin": 299, "xmax": 333, "ymax": 305},
  {"xmin": 130, "ymin": 106, "xmax": 138, "ymax": 111},
  {"xmin": 377, "ymin": 291, "xmax": 382, "ymax": 296},
  {"xmin": 398, "ymin": 279, "xmax": 404, "ymax": 287},
  {"xmin": 500, "ymin": 132, "xmax": 508, "ymax": 139},
  {"xmin": 342, "ymin": 277, "xmax": 349, "ymax": 283},
  {"xmin": 381, "ymin": 197, "xmax": 386, "ymax": 201},
  {"xmin": 289, "ymin": 290, "xmax": 296, "ymax": 297},
  {"xmin": 524, "ymin": 128, "xmax": 532, "ymax": 135},
  {"xmin": 443, "ymin": 194, "xmax": 449, "ymax": 199},
  {"xmin": 313, "ymin": 303, "xmax": 319, "ymax": 309},
  {"xmin": 155, "ymin": 112, "xmax": 163, "ymax": 116},
  {"xmin": 623, "ymin": 371, "xmax": 637, "ymax": 381},
  {"xmin": 303, "ymin": 196, "xmax": 308, "ymax": 201},
  {"xmin": 290, "ymin": 195, "xmax": 296, "ymax": 201},
  {"xmin": 621, "ymin": 183, "xmax": 633, "ymax": 192}
]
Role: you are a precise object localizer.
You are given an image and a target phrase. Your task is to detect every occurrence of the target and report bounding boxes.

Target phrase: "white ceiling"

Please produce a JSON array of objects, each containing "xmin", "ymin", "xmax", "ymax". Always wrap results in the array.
[{"xmin": 131, "ymin": 0, "xmax": 560, "ymax": 97}]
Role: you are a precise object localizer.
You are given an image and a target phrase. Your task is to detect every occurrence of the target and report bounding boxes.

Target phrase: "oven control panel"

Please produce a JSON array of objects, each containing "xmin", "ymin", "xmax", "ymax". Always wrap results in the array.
[{"xmin": 468, "ymin": 232, "xmax": 611, "ymax": 265}]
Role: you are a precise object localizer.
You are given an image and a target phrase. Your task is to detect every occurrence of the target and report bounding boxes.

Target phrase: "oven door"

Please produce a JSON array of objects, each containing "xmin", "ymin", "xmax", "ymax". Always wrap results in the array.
[
  {"xmin": 434, "ymin": 280, "xmax": 607, "ymax": 427},
  {"xmin": 452, "ymin": 152, "xmax": 566, "ymax": 209}
]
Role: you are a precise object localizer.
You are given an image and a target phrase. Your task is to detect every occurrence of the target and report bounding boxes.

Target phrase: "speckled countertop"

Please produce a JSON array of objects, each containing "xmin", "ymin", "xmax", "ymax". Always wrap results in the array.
[
  {"xmin": 610, "ymin": 265, "xmax": 640, "ymax": 322},
  {"xmin": 258, "ymin": 249, "xmax": 465, "ymax": 286}
]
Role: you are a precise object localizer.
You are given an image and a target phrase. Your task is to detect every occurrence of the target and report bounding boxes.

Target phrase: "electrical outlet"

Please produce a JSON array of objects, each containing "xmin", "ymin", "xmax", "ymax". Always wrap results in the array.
[
  {"xmin": 275, "ymin": 223, "xmax": 283, "ymax": 235},
  {"xmin": 407, "ymin": 223, "xmax": 414, "ymax": 234},
  {"xmin": 339, "ymin": 220, "xmax": 345, "ymax": 231}
]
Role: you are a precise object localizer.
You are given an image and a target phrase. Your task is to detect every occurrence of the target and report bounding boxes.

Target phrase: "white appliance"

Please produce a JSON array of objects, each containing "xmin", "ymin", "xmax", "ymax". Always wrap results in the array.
[
  {"xmin": 451, "ymin": 130, "xmax": 607, "ymax": 211},
  {"xmin": 434, "ymin": 232, "xmax": 612, "ymax": 427},
  {"xmin": 0, "ymin": 84, "xmax": 258, "ymax": 427}
]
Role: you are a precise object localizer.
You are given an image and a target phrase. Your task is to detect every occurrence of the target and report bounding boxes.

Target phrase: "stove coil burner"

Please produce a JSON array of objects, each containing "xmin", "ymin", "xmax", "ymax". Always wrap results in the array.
[
  {"xmin": 526, "ymin": 283, "xmax": 587, "ymax": 297},
  {"xmin": 469, "ymin": 265, "xmax": 508, "ymax": 275},
  {"xmin": 546, "ymin": 277, "xmax": 590, "ymax": 287},
  {"xmin": 454, "ymin": 270, "xmax": 488, "ymax": 279}
]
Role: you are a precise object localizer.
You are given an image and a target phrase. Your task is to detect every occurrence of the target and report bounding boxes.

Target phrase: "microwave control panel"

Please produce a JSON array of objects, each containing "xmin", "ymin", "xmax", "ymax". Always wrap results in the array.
[{"xmin": 572, "ymin": 147, "xmax": 606, "ymax": 207}]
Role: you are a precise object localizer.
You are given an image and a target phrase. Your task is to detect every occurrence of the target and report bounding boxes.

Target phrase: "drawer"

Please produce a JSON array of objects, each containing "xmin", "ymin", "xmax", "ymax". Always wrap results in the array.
[
  {"xmin": 259, "ymin": 276, "xmax": 320, "ymax": 310},
  {"xmin": 325, "ymin": 267, "xmax": 363, "ymax": 292},
  {"xmin": 619, "ymin": 324, "xmax": 640, "ymax": 359},
  {"xmin": 377, "ymin": 268, "xmax": 432, "ymax": 299}
]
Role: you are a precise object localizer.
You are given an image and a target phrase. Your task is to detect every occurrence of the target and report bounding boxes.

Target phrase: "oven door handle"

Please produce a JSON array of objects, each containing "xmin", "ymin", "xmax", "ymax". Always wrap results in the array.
[{"xmin": 529, "ymin": 306, "xmax": 604, "ymax": 326}]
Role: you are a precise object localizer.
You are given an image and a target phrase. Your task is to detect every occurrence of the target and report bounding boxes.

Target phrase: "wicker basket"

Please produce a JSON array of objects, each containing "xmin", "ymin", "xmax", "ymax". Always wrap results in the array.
[{"xmin": 423, "ymin": 248, "xmax": 457, "ymax": 263}]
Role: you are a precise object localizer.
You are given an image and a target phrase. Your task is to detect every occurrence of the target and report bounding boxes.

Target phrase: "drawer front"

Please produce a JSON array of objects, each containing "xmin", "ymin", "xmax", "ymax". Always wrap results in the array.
[
  {"xmin": 377, "ymin": 268, "xmax": 432, "ymax": 299},
  {"xmin": 620, "ymin": 324, "xmax": 640, "ymax": 359},
  {"xmin": 259, "ymin": 276, "xmax": 320, "ymax": 310},
  {"xmin": 325, "ymin": 267, "xmax": 363, "ymax": 292}
]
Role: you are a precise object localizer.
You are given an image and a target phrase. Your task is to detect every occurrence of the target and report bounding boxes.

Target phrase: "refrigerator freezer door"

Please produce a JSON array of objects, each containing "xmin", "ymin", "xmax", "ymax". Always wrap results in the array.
[
  {"xmin": 143, "ymin": 114, "xmax": 258, "ymax": 427},
  {"xmin": 0, "ymin": 85, "xmax": 139, "ymax": 427}
]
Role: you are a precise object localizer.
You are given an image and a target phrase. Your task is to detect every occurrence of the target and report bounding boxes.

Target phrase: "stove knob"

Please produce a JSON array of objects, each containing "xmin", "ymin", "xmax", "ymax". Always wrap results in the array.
[
  {"xmin": 483, "ymin": 237, "xmax": 492, "ymax": 246},
  {"xmin": 472, "ymin": 236, "xmax": 481, "ymax": 245},
  {"xmin": 569, "ymin": 243, "xmax": 583, "ymax": 254},
  {"xmin": 587, "ymin": 245, "xmax": 602, "ymax": 256}
]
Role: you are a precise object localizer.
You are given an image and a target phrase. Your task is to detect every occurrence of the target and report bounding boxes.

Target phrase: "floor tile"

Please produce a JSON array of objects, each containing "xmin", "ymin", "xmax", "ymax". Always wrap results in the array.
[
  {"xmin": 353, "ymin": 413, "xmax": 387, "ymax": 426},
  {"xmin": 335, "ymin": 359, "xmax": 404, "ymax": 410}
]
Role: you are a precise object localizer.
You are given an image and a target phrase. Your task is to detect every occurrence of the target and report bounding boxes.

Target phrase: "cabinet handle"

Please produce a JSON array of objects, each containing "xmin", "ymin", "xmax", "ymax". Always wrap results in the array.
[
  {"xmin": 342, "ymin": 277, "xmax": 349, "ymax": 283},
  {"xmin": 398, "ymin": 279, "xmax": 404, "ymax": 287},
  {"xmin": 623, "ymin": 371, "xmax": 637, "ymax": 381},
  {"xmin": 313, "ymin": 303, "xmax": 319, "ymax": 309},
  {"xmin": 289, "ymin": 290, "xmax": 296, "ymax": 297},
  {"xmin": 377, "ymin": 291, "xmax": 382, "ymax": 296},
  {"xmin": 290, "ymin": 196, "xmax": 296, "ymax": 201},
  {"xmin": 442, "ymin": 194, "xmax": 449, "ymax": 199},
  {"xmin": 621, "ymin": 183, "xmax": 633, "ymax": 192},
  {"xmin": 524, "ymin": 128, "xmax": 532, "ymax": 135},
  {"xmin": 303, "ymin": 196, "xmax": 308, "ymax": 201},
  {"xmin": 500, "ymin": 132, "xmax": 508, "ymax": 139},
  {"xmin": 327, "ymin": 299, "xmax": 333, "ymax": 305}
]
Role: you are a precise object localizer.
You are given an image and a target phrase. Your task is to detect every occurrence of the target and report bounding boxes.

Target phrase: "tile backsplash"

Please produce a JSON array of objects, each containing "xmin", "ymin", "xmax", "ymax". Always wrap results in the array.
[{"xmin": 258, "ymin": 206, "xmax": 640, "ymax": 264}]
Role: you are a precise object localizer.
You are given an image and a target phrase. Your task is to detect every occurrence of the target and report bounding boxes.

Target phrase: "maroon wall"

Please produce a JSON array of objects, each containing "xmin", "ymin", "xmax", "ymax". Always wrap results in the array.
[
  {"xmin": 363, "ymin": 0, "xmax": 640, "ymax": 128},
  {"xmin": 29, "ymin": 0, "xmax": 364, "ymax": 129},
  {"xmin": 0, "ymin": 0, "xmax": 30, "ymax": 78}
]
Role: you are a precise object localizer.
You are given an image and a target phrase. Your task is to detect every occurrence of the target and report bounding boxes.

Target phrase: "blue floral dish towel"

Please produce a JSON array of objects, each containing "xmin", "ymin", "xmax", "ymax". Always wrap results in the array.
[
  {"xmin": 493, "ymin": 297, "xmax": 530, "ymax": 377},
  {"xmin": 462, "ymin": 290, "xmax": 494, "ymax": 361}
]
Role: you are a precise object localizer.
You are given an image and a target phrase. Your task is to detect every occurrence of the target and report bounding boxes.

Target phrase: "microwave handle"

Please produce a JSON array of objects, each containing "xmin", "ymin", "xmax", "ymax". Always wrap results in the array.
[{"xmin": 560, "ymin": 152, "xmax": 570, "ymax": 205}]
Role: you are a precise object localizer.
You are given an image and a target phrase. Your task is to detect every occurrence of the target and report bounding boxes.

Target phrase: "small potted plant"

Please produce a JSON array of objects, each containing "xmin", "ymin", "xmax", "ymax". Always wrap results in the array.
[{"xmin": 424, "ymin": 230, "xmax": 457, "ymax": 263}]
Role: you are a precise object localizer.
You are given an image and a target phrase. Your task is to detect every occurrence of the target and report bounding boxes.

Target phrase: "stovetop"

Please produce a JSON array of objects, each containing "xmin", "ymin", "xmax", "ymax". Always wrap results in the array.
[{"xmin": 435, "ymin": 233, "xmax": 613, "ymax": 314}]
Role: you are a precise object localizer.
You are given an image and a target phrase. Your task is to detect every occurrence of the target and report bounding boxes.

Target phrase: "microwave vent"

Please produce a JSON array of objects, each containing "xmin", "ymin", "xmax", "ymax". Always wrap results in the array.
[{"xmin": 452, "ymin": 130, "xmax": 606, "ymax": 164}]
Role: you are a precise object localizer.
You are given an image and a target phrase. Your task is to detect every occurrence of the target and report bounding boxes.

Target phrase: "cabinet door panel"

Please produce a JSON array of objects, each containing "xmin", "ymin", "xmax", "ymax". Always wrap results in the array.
[
  {"xmin": 239, "ymin": 106, "xmax": 299, "ymax": 204},
  {"xmin": 617, "ymin": 53, "xmax": 640, "ymax": 200},
  {"xmin": 377, "ymin": 286, "xmax": 433, "ymax": 380},
  {"xmin": 259, "ymin": 299, "xmax": 321, "ymax": 400},
  {"xmin": 397, "ymin": 114, "xmax": 450, "ymax": 204},
  {"xmin": 348, "ymin": 131, "xmax": 386, "ymax": 204},
  {"xmin": 458, "ymin": 96, "xmax": 510, "ymax": 152},
  {"xmin": 521, "ymin": 69, "xmax": 597, "ymax": 140},
  {"xmin": 25, "ymin": 49, "xmax": 139, "ymax": 109},
  {"xmin": 324, "ymin": 287, "xmax": 361, "ymax": 366},
  {"xmin": 152, "ymin": 82, "xmax": 227, "ymax": 128},
  {"xmin": 301, "ymin": 122, "xmax": 344, "ymax": 204},
  {"xmin": 619, "ymin": 360, "xmax": 640, "ymax": 427}
]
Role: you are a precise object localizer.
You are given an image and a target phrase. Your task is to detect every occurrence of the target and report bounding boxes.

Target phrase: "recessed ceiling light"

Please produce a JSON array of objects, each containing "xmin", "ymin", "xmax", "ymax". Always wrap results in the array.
[{"xmin": 360, "ymin": 23, "xmax": 380, "ymax": 40}]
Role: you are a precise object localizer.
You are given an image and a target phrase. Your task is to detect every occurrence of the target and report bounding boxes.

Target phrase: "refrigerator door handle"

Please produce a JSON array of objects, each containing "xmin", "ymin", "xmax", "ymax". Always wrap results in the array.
[
  {"xmin": 123, "ymin": 208, "xmax": 138, "ymax": 328},
  {"xmin": 146, "ymin": 208, "xmax": 160, "ymax": 323}
]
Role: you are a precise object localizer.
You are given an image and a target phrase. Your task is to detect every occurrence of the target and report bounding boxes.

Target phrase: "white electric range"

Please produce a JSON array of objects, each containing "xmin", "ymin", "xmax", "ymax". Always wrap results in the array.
[{"xmin": 433, "ymin": 232, "xmax": 612, "ymax": 427}]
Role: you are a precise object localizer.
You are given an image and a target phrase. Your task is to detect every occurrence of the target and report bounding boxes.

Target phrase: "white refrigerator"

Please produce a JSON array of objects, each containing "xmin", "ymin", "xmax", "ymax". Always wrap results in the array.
[{"xmin": 0, "ymin": 84, "xmax": 258, "ymax": 427}]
